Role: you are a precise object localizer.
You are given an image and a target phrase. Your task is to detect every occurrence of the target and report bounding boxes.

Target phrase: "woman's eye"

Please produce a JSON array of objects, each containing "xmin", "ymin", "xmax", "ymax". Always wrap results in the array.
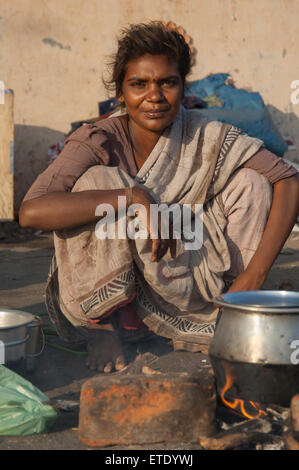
[
  {"xmin": 130, "ymin": 81, "xmax": 145, "ymax": 88},
  {"xmin": 161, "ymin": 79, "xmax": 178, "ymax": 88}
]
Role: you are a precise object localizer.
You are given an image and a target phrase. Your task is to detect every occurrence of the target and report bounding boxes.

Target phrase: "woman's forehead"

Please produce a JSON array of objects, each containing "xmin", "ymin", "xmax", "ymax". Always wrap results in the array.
[{"xmin": 124, "ymin": 54, "xmax": 180, "ymax": 80}]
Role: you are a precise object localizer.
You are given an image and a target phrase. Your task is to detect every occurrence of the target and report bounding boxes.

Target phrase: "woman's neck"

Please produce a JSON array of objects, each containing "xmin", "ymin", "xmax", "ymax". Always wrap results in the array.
[{"xmin": 126, "ymin": 116, "xmax": 162, "ymax": 170}]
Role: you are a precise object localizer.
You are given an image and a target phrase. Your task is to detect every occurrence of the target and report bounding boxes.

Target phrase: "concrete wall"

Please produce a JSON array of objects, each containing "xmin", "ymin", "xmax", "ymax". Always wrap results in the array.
[{"xmin": 0, "ymin": 0, "xmax": 298, "ymax": 212}]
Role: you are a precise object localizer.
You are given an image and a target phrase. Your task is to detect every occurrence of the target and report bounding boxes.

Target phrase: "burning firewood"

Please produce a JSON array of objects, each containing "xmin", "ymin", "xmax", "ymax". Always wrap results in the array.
[
  {"xmin": 290, "ymin": 394, "xmax": 299, "ymax": 441},
  {"xmin": 285, "ymin": 394, "xmax": 299, "ymax": 449},
  {"xmin": 199, "ymin": 417, "xmax": 272, "ymax": 449},
  {"xmin": 200, "ymin": 431, "xmax": 281, "ymax": 451}
]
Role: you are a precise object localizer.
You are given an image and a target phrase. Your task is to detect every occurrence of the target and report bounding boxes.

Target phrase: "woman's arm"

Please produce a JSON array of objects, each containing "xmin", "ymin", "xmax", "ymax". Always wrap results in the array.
[
  {"xmin": 19, "ymin": 185, "xmax": 176, "ymax": 261},
  {"xmin": 19, "ymin": 189, "xmax": 130, "ymax": 231},
  {"xmin": 227, "ymin": 173, "xmax": 299, "ymax": 293}
]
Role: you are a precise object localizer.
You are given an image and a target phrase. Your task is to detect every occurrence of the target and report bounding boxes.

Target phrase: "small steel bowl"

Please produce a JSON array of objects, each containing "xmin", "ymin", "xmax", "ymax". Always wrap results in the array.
[{"xmin": 0, "ymin": 309, "xmax": 35, "ymax": 364}]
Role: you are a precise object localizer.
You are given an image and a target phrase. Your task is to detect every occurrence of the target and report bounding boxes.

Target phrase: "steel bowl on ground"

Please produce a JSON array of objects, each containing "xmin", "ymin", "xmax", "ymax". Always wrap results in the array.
[{"xmin": 0, "ymin": 309, "xmax": 35, "ymax": 365}]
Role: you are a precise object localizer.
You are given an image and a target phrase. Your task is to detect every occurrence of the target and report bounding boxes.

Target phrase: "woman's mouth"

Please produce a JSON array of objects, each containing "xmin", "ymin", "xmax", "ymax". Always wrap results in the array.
[{"xmin": 142, "ymin": 109, "xmax": 170, "ymax": 119}]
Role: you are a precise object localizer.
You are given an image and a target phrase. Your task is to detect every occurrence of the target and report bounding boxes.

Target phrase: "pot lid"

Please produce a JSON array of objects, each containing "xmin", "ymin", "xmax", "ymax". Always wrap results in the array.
[
  {"xmin": 213, "ymin": 290, "xmax": 299, "ymax": 313},
  {"xmin": 0, "ymin": 309, "xmax": 35, "ymax": 329}
]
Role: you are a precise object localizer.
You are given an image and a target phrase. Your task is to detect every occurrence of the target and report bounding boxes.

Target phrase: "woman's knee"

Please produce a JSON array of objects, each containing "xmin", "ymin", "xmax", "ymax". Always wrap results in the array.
[
  {"xmin": 222, "ymin": 168, "xmax": 272, "ymax": 217},
  {"xmin": 223, "ymin": 168, "xmax": 273, "ymax": 276},
  {"xmin": 242, "ymin": 168, "xmax": 272, "ymax": 216}
]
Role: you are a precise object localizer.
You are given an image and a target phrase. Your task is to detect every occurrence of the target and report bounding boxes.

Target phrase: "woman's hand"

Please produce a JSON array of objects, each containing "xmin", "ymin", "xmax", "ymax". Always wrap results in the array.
[
  {"xmin": 131, "ymin": 186, "xmax": 176, "ymax": 262},
  {"xmin": 226, "ymin": 268, "xmax": 267, "ymax": 294}
]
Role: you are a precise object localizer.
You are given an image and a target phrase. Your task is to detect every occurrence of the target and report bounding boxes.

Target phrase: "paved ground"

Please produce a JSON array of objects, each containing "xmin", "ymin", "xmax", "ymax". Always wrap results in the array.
[{"xmin": 0, "ymin": 226, "xmax": 298, "ymax": 450}]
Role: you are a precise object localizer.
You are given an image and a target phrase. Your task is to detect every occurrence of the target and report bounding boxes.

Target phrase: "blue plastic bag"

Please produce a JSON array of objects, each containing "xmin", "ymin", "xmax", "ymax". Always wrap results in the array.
[
  {"xmin": 185, "ymin": 73, "xmax": 265, "ymax": 110},
  {"xmin": 185, "ymin": 74, "xmax": 287, "ymax": 156}
]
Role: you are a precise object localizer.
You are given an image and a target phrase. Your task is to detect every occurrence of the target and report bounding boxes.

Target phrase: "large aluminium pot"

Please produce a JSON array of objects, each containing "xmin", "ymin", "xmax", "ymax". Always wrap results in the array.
[
  {"xmin": 0, "ymin": 309, "xmax": 35, "ymax": 366},
  {"xmin": 209, "ymin": 290, "xmax": 299, "ymax": 406}
]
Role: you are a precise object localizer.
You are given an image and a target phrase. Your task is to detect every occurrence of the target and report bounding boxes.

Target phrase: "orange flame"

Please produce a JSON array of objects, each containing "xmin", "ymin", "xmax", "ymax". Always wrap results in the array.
[{"xmin": 220, "ymin": 362, "xmax": 267, "ymax": 420}]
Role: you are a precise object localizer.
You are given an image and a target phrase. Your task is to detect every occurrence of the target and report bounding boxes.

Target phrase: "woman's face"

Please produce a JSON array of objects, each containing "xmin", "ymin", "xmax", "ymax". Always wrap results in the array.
[{"xmin": 119, "ymin": 54, "xmax": 183, "ymax": 134}]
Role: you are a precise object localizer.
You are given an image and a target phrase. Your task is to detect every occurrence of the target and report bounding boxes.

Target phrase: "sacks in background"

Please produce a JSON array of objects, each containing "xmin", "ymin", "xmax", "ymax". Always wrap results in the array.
[{"xmin": 185, "ymin": 74, "xmax": 288, "ymax": 157}]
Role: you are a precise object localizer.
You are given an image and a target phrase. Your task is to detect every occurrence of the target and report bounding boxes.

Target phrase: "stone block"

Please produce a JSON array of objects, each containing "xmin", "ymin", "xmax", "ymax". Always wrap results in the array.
[{"xmin": 78, "ymin": 371, "xmax": 216, "ymax": 447}]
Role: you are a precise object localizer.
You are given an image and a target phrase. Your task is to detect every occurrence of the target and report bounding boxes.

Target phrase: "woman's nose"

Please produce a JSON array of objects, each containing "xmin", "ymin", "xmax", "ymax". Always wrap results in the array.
[{"xmin": 146, "ymin": 83, "xmax": 164, "ymax": 102}]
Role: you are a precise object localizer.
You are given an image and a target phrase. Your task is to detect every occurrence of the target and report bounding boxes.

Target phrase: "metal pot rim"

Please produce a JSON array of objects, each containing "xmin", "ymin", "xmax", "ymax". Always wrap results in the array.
[
  {"xmin": 0, "ymin": 309, "xmax": 35, "ymax": 329},
  {"xmin": 213, "ymin": 290, "xmax": 299, "ymax": 314}
]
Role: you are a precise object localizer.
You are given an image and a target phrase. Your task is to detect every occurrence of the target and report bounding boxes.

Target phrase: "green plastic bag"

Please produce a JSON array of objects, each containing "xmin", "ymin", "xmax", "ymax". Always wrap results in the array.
[{"xmin": 0, "ymin": 365, "xmax": 59, "ymax": 435}]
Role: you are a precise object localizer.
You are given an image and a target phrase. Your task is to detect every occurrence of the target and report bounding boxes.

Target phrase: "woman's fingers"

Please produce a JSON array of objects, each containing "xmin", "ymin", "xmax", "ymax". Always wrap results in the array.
[
  {"xmin": 157, "ymin": 239, "xmax": 169, "ymax": 261},
  {"xmin": 151, "ymin": 238, "xmax": 160, "ymax": 262},
  {"xmin": 131, "ymin": 189, "xmax": 177, "ymax": 263},
  {"xmin": 151, "ymin": 239, "xmax": 166, "ymax": 262},
  {"xmin": 170, "ymin": 238, "xmax": 176, "ymax": 259},
  {"xmin": 151, "ymin": 238, "xmax": 173, "ymax": 262},
  {"xmin": 150, "ymin": 216, "xmax": 177, "ymax": 262},
  {"xmin": 168, "ymin": 222, "xmax": 176, "ymax": 259}
]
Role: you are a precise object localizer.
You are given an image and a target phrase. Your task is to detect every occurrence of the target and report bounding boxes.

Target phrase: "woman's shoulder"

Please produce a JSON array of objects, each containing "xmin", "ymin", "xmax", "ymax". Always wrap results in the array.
[
  {"xmin": 184, "ymin": 107, "xmax": 223, "ymax": 125},
  {"xmin": 65, "ymin": 114, "xmax": 127, "ymax": 148},
  {"xmin": 183, "ymin": 108, "xmax": 225, "ymax": 139}
]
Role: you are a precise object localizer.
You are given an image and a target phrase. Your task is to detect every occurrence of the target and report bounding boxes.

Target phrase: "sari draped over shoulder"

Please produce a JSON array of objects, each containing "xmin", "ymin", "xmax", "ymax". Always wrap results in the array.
[{"xmin": 47, "ymin": 107, "xmax": 264, "ymax": 350}]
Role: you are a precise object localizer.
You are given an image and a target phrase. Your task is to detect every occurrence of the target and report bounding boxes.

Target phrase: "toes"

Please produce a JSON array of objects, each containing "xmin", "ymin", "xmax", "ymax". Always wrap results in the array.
[
  {"xmin": 115, "ymin": 355, "xmax": 127, "ymax": 371},
  {"xmin": 88, "ymin": 361, "xmax": 98, "ymax": 371},
  {"xmin": 86, "ymin": 355, "xmax": 104, "ymax": 372},
  {"xmin": 85, "ymin": 356, "xmax": 95, "ymax": 370},
  {"xmin": 85, "ymin": 331, "xmax": 126, "ymax": 373},
  {"xmin": 86, "ymin": 359, "xmax": 96, "ymax": 370},
  {"xmin": 103, "ymin": 362, "xmax": 113, "ymax": 373}
]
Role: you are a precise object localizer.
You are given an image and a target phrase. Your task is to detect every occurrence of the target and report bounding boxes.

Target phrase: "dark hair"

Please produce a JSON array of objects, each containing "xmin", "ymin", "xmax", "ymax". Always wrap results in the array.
[{"xmin": 104, "ymin": 21, "xmax": 191, "ymax": 98}]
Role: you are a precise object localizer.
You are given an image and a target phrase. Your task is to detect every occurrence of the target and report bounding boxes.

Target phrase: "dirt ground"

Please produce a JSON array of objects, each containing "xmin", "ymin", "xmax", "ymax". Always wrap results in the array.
[{"xmin": 0, "ymin": 224, "xmax": 298, "ymax": 450}]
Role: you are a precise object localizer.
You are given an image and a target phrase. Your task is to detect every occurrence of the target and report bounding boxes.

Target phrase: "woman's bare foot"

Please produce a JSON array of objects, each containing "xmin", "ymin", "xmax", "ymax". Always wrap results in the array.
[{"xmin": 85, "ymin": 329, "xmax": 127, "ymax": 373}]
